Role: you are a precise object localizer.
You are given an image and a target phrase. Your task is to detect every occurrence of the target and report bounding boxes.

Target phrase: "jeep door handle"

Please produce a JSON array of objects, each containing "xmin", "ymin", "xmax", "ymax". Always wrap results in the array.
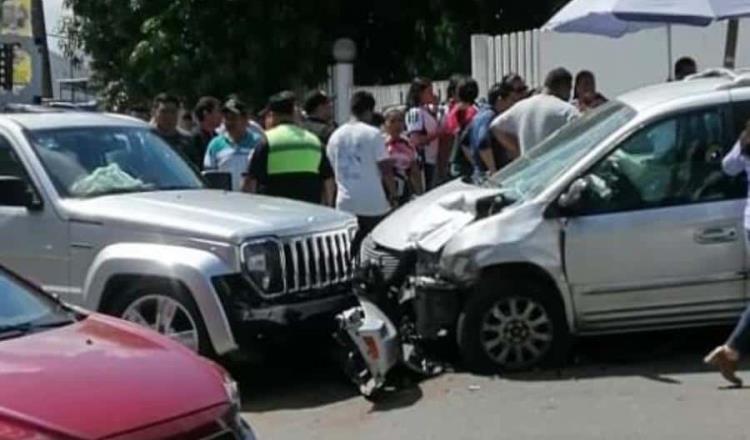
[{"xmin": 695, "ymin": 227, "xmax": 738, "ymax": 244}]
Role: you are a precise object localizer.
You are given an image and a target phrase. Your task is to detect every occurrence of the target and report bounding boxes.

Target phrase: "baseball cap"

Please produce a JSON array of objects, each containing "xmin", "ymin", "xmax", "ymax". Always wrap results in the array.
[
  {"xmin": 222, "ymin": 97, "xmax": 248, "ymax": 116},
  {"xmin": 303, "ymin": 90, "xmax": 332, "ymax": 115},
  {"xmin": 267, "ymin": 91, "xmax": 297, "ymax": 115}
]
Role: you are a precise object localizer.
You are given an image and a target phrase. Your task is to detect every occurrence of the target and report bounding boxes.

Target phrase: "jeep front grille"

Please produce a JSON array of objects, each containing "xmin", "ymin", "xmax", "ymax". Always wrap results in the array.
[{"xmin": 282, "ymin": 230, "xmax": 354, "ymax": 293}]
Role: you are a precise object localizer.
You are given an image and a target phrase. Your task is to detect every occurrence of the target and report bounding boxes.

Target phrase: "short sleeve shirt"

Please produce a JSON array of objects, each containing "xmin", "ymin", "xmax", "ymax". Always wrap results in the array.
[
  {"xmin": 246, "ymin": 138, "xmax": 334, "ymax": 205},
  {"xmin": 327, "ymin": 121, "xmax": 391, "ymax": 216},
  {"xmin": 406, "ymin": 106, "xmax": 440, "ymax": 165},
  {"xmin": 204, "ymin": 130, "xmax": 263, "ymax": 191},
  {"xmin": 491, "ymin": 94, "xmax": 580, "ymax": 154},
  {"xmin": 386, "ymin": 134, "xmax": 416, "ymax": 175},
  {"xmin": 444, "ymin": 105, "xmax": 479, "ymax": 137}
]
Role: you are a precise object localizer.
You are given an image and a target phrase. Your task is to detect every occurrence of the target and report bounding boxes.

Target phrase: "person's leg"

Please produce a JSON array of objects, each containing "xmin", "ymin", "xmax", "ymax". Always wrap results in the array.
[
  {"xmin": 351, "ymin": 215, "xmax": 384, "ymax": 260},
  {"xmin": 727, "ymin": 306, "xmax": 750, "ymax": 356},
  {"xmin": 424, "ymin": 163, "xmax": 435, "ymax": 191},
  {"xmin": 704, "ymin": 230, "xmax": 750, "ymax": 386}
]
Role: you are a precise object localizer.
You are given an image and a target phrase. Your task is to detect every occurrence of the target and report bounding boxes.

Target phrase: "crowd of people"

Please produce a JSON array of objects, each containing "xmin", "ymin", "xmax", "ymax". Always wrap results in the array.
[{"xmin": 134, "ymin": 57, "xmax": 704, "ymax": 253}]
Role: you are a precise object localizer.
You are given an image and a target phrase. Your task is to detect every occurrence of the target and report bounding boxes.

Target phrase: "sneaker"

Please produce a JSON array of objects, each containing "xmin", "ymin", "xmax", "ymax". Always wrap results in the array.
[{"xmin": 704, "ymin": 346, "xmax": 743, "ymax": 387}]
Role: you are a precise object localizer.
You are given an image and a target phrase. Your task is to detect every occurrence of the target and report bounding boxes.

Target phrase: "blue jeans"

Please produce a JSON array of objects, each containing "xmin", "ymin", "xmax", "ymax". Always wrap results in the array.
[{"xmin": 727, "ymin": 231, "xmax": 750, "ymax": 355}]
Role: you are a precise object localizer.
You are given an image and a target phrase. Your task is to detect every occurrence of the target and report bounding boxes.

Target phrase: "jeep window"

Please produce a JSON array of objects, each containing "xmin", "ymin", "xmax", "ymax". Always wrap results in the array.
[
  {"xmin": 578, "ymin": 106, "xmax": 744, "ymax": 215},
  {"xmin": 489, "ymin": 101, "xmax": 636, "ymax": 200},
  {"xmin": 28, "ymin": 127, "xmax": 203, "ymax": 198}
]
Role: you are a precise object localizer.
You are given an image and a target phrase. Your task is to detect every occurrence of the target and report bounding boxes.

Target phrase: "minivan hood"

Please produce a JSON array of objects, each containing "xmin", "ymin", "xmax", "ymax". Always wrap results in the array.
[
  {"xmin": 371, "ymin": 179, "xmax": 502, "ymax": 252},
  {"xmin": 61, "ymin": 190, "xmax": 354, "ymax": 243},
  {"xmin": 0, "ymin": 314, "xmax": 227, "ymax": 439}
]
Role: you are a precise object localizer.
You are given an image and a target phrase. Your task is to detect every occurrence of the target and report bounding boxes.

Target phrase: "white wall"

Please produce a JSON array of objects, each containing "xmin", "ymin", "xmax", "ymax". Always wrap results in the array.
[{"xmin": 474, "ymin": 18, "xmax": 750, "ymax": 99}]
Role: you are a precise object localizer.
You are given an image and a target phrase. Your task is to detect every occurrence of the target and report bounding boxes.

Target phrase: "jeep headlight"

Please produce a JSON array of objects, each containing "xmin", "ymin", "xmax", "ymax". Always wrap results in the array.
[{"xmin": 241, "ymin": 239, "xmax": 285, "ymax": 294}]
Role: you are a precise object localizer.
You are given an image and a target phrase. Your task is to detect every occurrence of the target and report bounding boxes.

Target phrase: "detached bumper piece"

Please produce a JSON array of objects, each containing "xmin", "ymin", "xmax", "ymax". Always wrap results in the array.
[{"xmin": 412, "ymin": 276, "xmax": 461, "ymax": 339}]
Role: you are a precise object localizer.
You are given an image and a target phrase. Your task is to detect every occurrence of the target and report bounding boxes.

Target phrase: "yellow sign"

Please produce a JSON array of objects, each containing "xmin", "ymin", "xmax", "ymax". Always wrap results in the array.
[
  {"xmin": 13, "ymin": 45, "xmax": 30, "ymax": 90},
  {"xmin": 1, "ymin": 0, "xmax": 32, "ymax": 38}
]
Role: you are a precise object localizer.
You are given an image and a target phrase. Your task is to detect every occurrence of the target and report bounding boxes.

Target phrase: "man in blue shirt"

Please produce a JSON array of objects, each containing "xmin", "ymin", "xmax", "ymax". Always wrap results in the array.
[{"xmin": 204, "ymin": 97, "xmax": 264, "ymax": 191}]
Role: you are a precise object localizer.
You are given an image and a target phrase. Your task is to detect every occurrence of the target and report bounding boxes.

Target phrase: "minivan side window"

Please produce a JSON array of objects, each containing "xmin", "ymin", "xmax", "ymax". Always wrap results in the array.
[{"xmin": 578, "ymin": 106, "xmax": 744, "ymax": 215}]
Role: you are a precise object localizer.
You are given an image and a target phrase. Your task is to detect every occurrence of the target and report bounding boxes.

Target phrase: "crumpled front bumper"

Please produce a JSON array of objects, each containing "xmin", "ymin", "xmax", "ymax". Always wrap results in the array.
[{"xmin": 213, "ymin": 275, "xmax": 357, "ymax": 350}]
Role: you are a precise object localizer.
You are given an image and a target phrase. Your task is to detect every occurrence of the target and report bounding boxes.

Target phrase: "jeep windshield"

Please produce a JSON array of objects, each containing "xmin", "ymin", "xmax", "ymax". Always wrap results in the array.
[
  {"xmin": 28, "ymin": 127, "xmax": 204, "ymax": 198},
  {"xmin": 488, "ymin": 101, "xmax": 636, "ymax": 199}
]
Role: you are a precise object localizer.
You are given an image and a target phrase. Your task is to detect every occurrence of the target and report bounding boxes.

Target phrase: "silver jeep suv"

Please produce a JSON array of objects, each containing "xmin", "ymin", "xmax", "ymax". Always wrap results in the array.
[
  {"xmin": 0, "ymin": 111, "xmax": 357, "ymax": 357},
  {"xmin": 364, "ymin": 70, "xmax": 750, "ymax": 372}
]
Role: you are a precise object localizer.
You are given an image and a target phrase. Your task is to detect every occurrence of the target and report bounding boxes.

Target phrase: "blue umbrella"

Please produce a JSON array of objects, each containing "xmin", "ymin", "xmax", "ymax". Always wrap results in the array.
[
  {"xmin": 613, "ymin": 0, "xmax": 750, "ymax": 67},
  {"xmin": 543, "ymin": 0, "xmax": 676, "ymax": 77},
  {"xmin": 614, "ymin": 0, "xmax": 750, "ymax": 26},
  {"xmin": 543, "ymin": 0, "xmax": 660, "ymax": 37}
]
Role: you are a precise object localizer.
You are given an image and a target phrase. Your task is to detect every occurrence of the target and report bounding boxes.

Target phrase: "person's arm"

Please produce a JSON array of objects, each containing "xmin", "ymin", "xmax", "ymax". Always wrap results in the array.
[
  {"xmin": 379, "ymin": 159, "xmax": 398, "ymax": 206},
  {"xmin": 322, "ymin": 179, "xmax": 336, "ymax": 206},
  {"xmin": 203, "ymin": 142, "xmax": 215, "ymax": 170},
  {"xmin": 723, "ymin": 140, "xmax": 748, "ymax": 177},
  {"xmin": 478, "ymin": 148, "xmax": 497, "ymax": 174},
  {"xmin": 490, "ymin": 109, "xmax": 521, "ymax": 160},
  {"xmin": 496, "ymin": 132, "xmax": 521, "ymax": 160},
  {"xmin": 319, "ymin": 152, "xmax": 336, "ymax": 206},
  {"xmin": 242, "ymin": 141, "xmax": 268, "ymax": 193}
]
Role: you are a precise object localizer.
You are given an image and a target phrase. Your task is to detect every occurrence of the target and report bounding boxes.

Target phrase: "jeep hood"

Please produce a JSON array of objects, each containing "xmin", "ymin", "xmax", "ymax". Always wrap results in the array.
[
  {"xmin": 371, "ymin": 179, "xmax": 503, "ymax": 252},
  {"xmin": 61, "ymin": 190, "xmax": 354, "ymax": 243}
]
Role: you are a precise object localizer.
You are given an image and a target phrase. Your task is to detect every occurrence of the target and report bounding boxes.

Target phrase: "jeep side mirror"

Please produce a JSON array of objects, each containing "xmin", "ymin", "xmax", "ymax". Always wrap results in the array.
[
  {"xmin": 558, "ymin": 177, "xmax": 589, "ymax": 209},
  {"xmin": 0, "ymin": 176, "xmax": 41, "ymax": 210},
  {"xmin": 202, "ymin": 171, "xmax": 232, "ymax": 191}
]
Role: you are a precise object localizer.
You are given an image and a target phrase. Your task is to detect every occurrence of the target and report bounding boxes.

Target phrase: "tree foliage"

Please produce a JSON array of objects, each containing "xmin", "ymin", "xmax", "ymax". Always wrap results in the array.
[{"xmin": 63, "ymin": 0, "xmax": 569, "ymax": 108}]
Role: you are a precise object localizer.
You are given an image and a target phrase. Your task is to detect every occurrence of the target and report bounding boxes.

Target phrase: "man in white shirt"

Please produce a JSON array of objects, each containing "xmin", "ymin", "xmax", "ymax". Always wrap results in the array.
[
  {"xmin": 327, "ymin": 91, "xmax": 397, "ymax": 256},
  {"xmin": 491, "ymin": 67, "xmax": 580, "ymax": 158}
]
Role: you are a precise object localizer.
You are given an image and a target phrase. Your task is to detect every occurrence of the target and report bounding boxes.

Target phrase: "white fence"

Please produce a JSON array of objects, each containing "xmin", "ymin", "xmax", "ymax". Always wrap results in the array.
[{"xmin": 472, "ymin": 18, "xmax": 750, "ymax": 100}]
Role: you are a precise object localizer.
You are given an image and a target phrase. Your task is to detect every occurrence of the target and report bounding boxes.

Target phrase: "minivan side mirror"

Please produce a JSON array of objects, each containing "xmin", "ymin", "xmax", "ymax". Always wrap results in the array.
[
  {"xmin": 0, "ymin": 176, "xmax": 41, "ymax": 210},
  {"xmin": 202, "ymin": 171, "xmax": 233, "ymax": 191}
]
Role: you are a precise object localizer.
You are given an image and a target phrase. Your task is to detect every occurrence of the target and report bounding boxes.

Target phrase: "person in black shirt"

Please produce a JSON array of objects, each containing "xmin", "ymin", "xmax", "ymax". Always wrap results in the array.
[
  {"xmin": 152, "ymin": 93, "xmax": 192, "ymax": 159},
  {"xmin": 188, "ymin": 96, "xmax": 222, "ymax": 170},
  {"xmin": 244, "ymin": 91, "xmax": 335, "ymax": 205},
  {"xmin": 302, "ymin": 90, "xmax": 337, "ymax": 146}
]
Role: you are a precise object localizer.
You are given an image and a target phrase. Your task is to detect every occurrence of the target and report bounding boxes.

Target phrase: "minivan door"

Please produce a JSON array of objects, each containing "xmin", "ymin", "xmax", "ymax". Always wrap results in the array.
[
  {"xmin": 563, "ymin": 105, "xmax": 747, "ymax": 333},
  {"xmin": 0, "ymin": 133, "xmax": 70, "ymax": 296}
]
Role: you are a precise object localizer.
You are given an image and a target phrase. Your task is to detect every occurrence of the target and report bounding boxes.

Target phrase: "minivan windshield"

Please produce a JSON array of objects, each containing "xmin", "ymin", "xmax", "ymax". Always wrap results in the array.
[
  {"xmin": 28, "ymin": 127, "xmax": 204, "ymax": 198},
  {"xmin": 488, "ymin": 101, "xmax": 636, "ymax": 199}
]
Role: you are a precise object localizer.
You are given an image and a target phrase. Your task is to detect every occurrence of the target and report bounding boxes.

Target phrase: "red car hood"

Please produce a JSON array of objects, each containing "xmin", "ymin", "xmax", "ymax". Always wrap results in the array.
[{"xmin": 0, "ymin": 314, "xmax": 228, "ymax": 439}]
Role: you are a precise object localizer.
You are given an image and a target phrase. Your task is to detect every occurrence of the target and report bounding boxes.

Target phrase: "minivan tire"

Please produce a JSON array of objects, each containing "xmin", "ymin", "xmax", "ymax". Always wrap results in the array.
[
  {"xmin": 457, "ymin": 274, "xmax": 570, "ymax": 374},
  {"xmin": 108, "ymin": 279, "xmax": 214, "ymax": 357}
]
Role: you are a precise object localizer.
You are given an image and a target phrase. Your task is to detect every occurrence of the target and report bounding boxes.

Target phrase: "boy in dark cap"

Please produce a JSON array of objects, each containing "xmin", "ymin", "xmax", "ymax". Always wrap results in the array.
[{"xmin": 302, "ymin": 90, "xmax": 337, "ymax": 145}]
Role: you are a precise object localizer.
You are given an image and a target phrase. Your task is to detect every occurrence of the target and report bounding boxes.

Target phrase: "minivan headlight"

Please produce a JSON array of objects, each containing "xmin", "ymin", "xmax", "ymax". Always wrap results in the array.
[{"xmin": 241, "ymin": 239, "xmax": 284, "ymax": 294}]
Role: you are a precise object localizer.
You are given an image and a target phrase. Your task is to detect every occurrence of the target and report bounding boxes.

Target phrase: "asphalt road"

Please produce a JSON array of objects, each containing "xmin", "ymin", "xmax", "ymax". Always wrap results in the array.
[{"xmin": 236, "ymin": 326, "xmax": 750, "ymax": 440}]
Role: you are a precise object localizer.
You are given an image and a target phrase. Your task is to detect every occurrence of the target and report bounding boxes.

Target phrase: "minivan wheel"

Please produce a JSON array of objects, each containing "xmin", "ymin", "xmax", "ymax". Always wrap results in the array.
[
  {"xmin": 109, "ymin": 280, "xmax": 213, "ymax": 356},
  {"xmin": 457, "ymin": 276, "xmax": 570, "ymax": 373}
]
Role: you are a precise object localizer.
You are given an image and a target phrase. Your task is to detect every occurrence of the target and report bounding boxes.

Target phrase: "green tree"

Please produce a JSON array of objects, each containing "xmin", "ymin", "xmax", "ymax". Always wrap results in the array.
[{"xmin": 63, "ymin": 0, "xmax": 569, "ymax": 108}]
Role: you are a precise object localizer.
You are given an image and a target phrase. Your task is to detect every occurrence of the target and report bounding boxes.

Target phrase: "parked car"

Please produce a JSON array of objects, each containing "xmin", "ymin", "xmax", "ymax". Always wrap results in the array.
[
  {"xmin": 0, "ymin": 111, "xmax": 357, "ymax": 359},
  {"xmin": 362, "ymin": 70, "xmax": 750, "ymax": 372},
  {"xmin": 0, "ymin": 264, "xmax": 255, "ymax": 439}
]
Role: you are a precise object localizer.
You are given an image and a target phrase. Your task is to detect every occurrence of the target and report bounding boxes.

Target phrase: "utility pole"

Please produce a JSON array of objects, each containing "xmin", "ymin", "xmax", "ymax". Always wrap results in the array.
[{"xmin": 30, "ymin": 0, "xmax": 52, "ymax": 99}]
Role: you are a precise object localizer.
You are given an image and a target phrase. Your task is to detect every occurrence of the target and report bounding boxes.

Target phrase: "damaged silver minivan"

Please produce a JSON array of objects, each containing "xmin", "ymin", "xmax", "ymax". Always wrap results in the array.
[{"xmin": 361, "ymin": 71, "xmax": 750, "ymax": 372}]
